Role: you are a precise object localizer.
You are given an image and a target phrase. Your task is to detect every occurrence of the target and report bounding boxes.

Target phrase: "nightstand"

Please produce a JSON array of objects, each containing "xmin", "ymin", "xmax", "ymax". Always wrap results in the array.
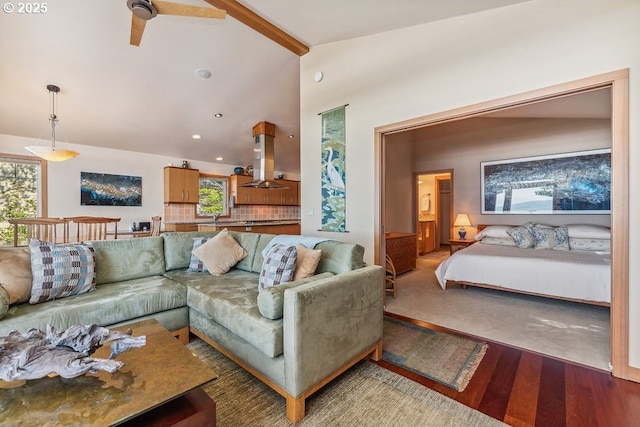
[{"xmin": 449, "ymin": 239, "xmax": 474, "ymax": 255}]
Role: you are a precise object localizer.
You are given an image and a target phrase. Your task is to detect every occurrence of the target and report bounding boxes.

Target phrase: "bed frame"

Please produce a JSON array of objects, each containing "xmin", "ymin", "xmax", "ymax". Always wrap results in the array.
[{"xmin": 447, "ymin": 224, "xmax": 611, "ymax": 307}]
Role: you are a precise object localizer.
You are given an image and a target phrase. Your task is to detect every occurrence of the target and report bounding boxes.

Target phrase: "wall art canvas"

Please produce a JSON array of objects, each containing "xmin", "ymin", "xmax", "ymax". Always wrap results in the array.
[
  {"xmin": 81, "ymin": 172, "xmax": 142, "ymax": 206},
  {"xmin": 481, "ymin": 148, "xmax": 611, "ymax": 214},
  {"xmin": 320, "ymin": 105, "xmax": 347, "ymax": 232}
]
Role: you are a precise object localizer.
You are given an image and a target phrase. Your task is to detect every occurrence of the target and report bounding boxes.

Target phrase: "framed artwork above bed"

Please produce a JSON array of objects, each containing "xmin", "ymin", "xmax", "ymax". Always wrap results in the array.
[{"xmin": 481, "ymin": 148, "xmax": 611, "ymax": 214}]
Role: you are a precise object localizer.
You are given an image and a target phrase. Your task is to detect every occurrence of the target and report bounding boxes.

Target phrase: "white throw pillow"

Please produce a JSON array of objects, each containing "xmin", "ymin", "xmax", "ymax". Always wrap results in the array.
[
  {"xmin": 566, "ymin": 224, "xmax": 611, "ymax": 239},
  {"xmin": 191, "ymin": 228, "xmax": 247, "ymax": 276},
  {"xmin": 474, "ymin": 225, "xmax": 514, "ymax": 241}
]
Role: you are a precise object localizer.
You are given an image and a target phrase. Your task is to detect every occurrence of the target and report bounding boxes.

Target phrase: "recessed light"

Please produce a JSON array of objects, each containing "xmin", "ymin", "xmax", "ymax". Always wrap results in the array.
[
  {"xmin": 216, "ymin": 156, "xmax": 223, "ymax": 161},
  {"xmin": 195, "ymin": 69, "xmax": 212, "ymax": 79},
  {"xmin": 192, "ymin": 134, "xmax": 202, "ymax": 140},
  {"xmin": 288, "ymin": 135, "xmax": 295, "ymax": 138},
  {"xmin": 214, "ymin": 113, "xmax": 223, "ymax": 118}
]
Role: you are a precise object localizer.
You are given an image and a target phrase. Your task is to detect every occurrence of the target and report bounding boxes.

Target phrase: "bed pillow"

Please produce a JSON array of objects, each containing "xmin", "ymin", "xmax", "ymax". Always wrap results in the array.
[
  {"xmin": 0, "ymin": 247, "xmax": 33, "ymax": 304},
  {"xmin": 506, "ymin": 226, "xmax": 535, "ymax": 248},
  {"xmin": 569, "ymin": 238, "xmax": 611, "ymax": 252},
  {"xmin": 293, "ymin": 245, "xmax": 322, "ymax": 280},
  {"xmin": 191, "ymin": 228, "xmax": 247, "ymax": 276},
  {"xmin": 566, "ymin": 224, "xmax": 611, "ymax": 239},
  {"xmin": 258, "ymin": 244, "xmax": 297, "ymax": 291},
  {"xmin": 531, "ymin": 225, "xmax": 569, "ymax": 251},
  {"xmin": 29, "ymin": 240, "xmax": 97, "ymax": 304},
  {"xmin": 478, "ymin": 236, "xmax": 516, "ymax": 246},
  {"xmin": 188, "ymin": 237, "xmax": 211, "ymax": 273},
  {"xmin": 474, "ymin": 225, "xmax": 514, "ymax": 241}
]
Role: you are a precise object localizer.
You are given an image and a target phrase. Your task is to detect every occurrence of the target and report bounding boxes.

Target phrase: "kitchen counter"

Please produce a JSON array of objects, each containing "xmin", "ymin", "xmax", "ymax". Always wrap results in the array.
[{"xmin": 165, "ymin": 219, "xmax": 300, "ymax": 234}]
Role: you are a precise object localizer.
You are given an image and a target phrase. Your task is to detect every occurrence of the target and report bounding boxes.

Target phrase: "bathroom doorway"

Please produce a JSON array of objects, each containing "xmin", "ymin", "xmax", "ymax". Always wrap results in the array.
[{"xmin": 416, "ymin": 171, "xmax": 452, "ymax": 252}]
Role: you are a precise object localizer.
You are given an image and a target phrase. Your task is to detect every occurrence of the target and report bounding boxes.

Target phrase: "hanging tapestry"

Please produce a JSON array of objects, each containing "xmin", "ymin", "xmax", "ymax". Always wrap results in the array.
[{"xmin": 320, "ymin": 105, "xmax": 347, "ymax": 232}]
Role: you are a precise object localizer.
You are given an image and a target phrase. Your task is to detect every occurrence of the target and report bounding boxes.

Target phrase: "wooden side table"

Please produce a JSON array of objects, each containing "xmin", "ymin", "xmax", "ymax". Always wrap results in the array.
[{"xmin": 449, "ymin": 239, "xmax": 474, "ymax": 255}]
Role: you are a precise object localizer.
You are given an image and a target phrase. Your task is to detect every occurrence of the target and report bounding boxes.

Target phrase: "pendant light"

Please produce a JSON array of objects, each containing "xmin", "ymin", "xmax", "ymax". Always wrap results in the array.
[{"xmin": 25, "ymin": 84, "xmax": 79, "ymax": 161}]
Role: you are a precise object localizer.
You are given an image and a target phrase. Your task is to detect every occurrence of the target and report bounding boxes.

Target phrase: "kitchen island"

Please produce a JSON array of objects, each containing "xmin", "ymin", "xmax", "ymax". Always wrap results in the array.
[{"xmin": 165, "ymin": 220, "xmax": 300, "ymax": 235}]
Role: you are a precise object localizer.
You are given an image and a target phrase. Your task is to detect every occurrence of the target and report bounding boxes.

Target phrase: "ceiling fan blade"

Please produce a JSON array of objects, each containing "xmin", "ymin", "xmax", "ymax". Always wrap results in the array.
[
  {"xmin": 130, "ymin": 14, "xmax": 146, "ymax": 46},
  {"xmin": 153, "ymin": 0, "xmax": 226, "ymax": 19}
]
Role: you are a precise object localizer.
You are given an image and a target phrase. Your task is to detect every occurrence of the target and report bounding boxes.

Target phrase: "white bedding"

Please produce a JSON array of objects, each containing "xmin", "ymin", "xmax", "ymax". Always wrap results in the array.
[{"xmin": 434, "ymin": 242, "xmax": 611, "ymax": 304}]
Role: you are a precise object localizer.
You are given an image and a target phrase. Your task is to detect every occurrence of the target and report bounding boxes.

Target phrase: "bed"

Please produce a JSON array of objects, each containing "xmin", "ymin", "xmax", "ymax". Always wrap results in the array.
[{"xmin": 434, "ymin": 223, "xmax": 611, "ymax": 306}]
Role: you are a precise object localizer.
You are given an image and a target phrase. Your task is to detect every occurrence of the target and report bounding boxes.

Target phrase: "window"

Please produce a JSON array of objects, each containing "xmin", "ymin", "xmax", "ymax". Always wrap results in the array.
[
  {"xmin": 197, "ymin": 174, "xmax": 229, "ymax": 217},
  {"xmin": 0, "ymin": 154, "xmax": 47, "ymax": 246}
]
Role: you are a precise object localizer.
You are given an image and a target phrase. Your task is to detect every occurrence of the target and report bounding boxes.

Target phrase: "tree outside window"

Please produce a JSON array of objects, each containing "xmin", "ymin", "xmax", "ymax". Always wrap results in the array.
[
  {"xmin": 0, "ymin": 157, "xmax": 42, "ymax": 246},
  {"xmin": 198, "ymin": 175, "xmax": 228, "ymax": 217}
]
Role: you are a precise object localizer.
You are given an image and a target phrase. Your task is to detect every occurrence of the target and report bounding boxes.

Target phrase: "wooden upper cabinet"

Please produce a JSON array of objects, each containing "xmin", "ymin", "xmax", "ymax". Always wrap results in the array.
[
  {"xmin": 230, "ymin": 174, "xmax": 300, "ymax": 206},
  {"xmin": 164, "ymin": 167, "xmax": 200, "ymax": 203}
]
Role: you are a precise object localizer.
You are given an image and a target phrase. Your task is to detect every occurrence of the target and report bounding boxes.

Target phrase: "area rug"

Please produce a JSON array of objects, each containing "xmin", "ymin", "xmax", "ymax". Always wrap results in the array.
[
  {"xmin": 382, "ymin": 316, "xmax": 488, "ymax": 391},
  {"xmin": 186, "ymin": 339, "xmax": 506, "ymax": 427}
]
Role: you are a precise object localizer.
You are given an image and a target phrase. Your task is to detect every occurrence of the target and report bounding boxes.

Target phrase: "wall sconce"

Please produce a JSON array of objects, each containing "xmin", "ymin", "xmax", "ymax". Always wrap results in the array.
[{"xmin": 453, "ymin": 213, "xmax": 472, "ymax": 240}]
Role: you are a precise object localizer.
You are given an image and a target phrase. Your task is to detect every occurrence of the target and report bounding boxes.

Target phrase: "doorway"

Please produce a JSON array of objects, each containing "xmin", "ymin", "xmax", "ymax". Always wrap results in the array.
[
  {"xmin": 416, "ymin": 172, "xmax": 452, "ymax": 251},
  {"xmin": 375, "ymin": 70, "xmax": 632, "ymax": 381}
]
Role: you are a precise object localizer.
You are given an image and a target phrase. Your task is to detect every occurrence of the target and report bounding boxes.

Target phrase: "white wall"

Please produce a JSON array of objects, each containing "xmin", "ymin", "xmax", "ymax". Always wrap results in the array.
[
  {"xmin": 384, "ymin": 132, "xmax": 414, "ymax": 233},
  {"xmin": 299, "ymin": 1, "xmax": 640, "ymax": 366},
  {"xmin": 0, "ymin": 134, "xmax": 237, "ymax": 229}
]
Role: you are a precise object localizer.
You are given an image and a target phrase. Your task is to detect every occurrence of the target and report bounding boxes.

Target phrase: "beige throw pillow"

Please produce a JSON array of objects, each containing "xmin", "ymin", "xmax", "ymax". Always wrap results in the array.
[
  {"xmin": 192, "ymin": 228, "xmax": 247, "ymax": 276},
  {"xmin": 0, "ymin": 247, "xmax": 33, "ymax": 304},
  {"xmin": 293, "ymin": 245, "xmax": 322, "ymax": 280}
]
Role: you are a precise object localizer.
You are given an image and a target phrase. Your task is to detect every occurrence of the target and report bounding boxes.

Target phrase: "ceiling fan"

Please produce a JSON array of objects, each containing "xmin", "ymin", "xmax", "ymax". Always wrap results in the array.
[{"xmin": 126, "ymin": 0, "xmax": 226, "ymax": 46}]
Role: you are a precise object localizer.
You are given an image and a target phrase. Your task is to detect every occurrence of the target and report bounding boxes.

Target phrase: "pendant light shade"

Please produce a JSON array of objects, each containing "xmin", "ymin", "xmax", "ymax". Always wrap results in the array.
[{"xmin": 25, "ymin": 85, "xmax": 79, "ymax": 162}]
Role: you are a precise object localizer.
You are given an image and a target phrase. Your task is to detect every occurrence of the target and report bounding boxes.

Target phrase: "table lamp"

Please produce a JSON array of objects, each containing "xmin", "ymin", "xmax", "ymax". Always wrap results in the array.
[{"xmin": 453, "ymin": 213, "xmax": 472, "ymax": 240}]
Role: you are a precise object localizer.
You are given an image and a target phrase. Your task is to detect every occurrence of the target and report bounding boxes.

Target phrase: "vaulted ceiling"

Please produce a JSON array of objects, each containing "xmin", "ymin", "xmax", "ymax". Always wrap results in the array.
[{"xmin": 0, "ymin": 0, "xmax": 534, "ymax": 173}]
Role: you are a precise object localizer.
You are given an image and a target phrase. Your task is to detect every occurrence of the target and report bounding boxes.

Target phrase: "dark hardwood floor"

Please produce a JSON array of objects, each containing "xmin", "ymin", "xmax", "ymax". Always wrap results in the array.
[{"xmin": 377, "ymin": 312, "xmax": 640, "ymax": 427}]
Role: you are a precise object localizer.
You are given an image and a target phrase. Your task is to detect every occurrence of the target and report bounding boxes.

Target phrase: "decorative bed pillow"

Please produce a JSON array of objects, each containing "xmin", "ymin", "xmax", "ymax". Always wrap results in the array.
[
  {"xmin": 569, "ymin": 238, "xmax": 611, "ymax": 252},
  {"xmin": 478, "ymin": 236, "xmax": 516, "ymax": 246},
  {"xmin": 0, "ymin": 247, "xmax": 33, "ymax": 304},
  {"xmin": 188, "ymin": 237, "xmax": 211, "ymax": 273},
  {"xmin": 293, "ymin": 245, "xmax": 322, "ymax": 280},
  {"xmin": 506, "ymin": 226, "xmax": 535, "ymax": 249},
  {"xmin": 258, "ymin": 244, "xmax": 297, "ymax": 292},
  {"xmin": 191, "ymin": 228, "xmax": 247, "ymax": 276},
  {"xmin": 29, "ymin": 240, "xmax": 96, "ymax": 305},
  {"xmin": 474, "ymin": 225, "xmax": 514, "ymax": 241},
  {"xmin": 531, "ymin": 225, "xmax": 569, "ymax": 251},
  {"xmin": 566, "ymin": 224, "xmax": 611, "ymax": 239}
]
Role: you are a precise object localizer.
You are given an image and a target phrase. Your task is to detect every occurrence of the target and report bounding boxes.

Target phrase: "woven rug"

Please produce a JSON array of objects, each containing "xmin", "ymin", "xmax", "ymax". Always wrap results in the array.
[
  {"xmin": 383, "ymin": 316, "xmax": 488, "ymax": 391},
  {"xmin": 187, "ymin": 339, "xmax": 506, "ymax": 427}
]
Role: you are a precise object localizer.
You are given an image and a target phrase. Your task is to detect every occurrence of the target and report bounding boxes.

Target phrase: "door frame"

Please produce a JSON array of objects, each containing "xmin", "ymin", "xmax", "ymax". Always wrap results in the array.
[{"xmin": 374, "ymin": 69, "xmax": 633, "ymax": 381}]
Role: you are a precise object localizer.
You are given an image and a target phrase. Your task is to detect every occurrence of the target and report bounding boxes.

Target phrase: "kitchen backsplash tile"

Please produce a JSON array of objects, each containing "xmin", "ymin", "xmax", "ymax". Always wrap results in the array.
[{"xmin": 164, "ymin": 204, "xmax": 300, "ymax": 223}]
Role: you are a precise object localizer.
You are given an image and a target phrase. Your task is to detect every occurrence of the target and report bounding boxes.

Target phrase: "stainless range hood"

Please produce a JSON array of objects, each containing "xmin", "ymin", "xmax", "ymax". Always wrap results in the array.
[{"xmin": 240, "ymin": 121, "xmax": 287, "ymax": 189}]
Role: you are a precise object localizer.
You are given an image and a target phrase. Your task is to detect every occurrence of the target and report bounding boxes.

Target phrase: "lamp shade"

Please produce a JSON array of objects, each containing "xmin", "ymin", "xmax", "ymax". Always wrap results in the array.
[
  {"xmin": 453, "ymin": 213, "xmax": 472, "ymax": 227},
  {"xmin": 25, "ymin": 146, "xmax": 79, "ymax": 162}
]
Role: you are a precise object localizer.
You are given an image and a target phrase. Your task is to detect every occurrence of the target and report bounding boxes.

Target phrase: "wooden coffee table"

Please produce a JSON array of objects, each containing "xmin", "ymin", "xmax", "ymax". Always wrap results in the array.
[{"xmin": 0, "ymin": 319, "xmax": 217, "ymax": 426}]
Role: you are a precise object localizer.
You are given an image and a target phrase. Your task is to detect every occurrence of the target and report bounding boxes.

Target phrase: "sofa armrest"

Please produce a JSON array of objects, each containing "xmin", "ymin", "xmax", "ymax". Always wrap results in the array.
[{"xmin": 282, "ymin": 265, "xmax": 384, "ymax": 396}]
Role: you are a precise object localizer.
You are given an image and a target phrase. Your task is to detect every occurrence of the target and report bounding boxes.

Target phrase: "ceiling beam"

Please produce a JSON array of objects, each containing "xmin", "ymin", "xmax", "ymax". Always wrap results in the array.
[{"xmin": 204, "ymin": 0, "xmax": 309, "ymax": 56}]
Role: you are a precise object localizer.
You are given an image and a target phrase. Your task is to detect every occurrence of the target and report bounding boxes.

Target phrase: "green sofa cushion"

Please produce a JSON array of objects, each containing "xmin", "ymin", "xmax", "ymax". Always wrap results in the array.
[
  {"xmin": 168, "ymin": 269, "xmax": 283, "ymax": 358},
  {"xmin": 89, "ymin": 237, "xmax": 166, "ymax": 285},
  {"xmin": 0, "ymin": 275, "xmax": 186, "ymax": 336},
  {"xmin": 257, "ymin": 272, "xmax": 334, "ymax": 320},
  {"xmin": 314, "ymin": 240, "xmax": 365, "ymax": 274}
]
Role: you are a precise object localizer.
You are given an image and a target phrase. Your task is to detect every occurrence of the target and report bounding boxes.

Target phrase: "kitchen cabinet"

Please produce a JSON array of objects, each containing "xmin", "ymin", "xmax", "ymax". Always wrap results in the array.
[
  {"xmin": 164, "ymin": 167, "xmax": 200, "ymax": 203},
  {"xmin": 417, "ymin": 220, "xmax": 436, "ymax": 255},
  {"xmin": 164, "ymin": 223, "xmax": 199, "ymax": 232},
  {"xmin": 230, "ymin": 175, "xmax": 299, "ymax": 206},
  {"xmin": 198, "ymin": 223, "xmax": 300, "ymax": 235},
  {"xmin": 385, "ymin": 232, "xmax": 417, "ymax": 275}
]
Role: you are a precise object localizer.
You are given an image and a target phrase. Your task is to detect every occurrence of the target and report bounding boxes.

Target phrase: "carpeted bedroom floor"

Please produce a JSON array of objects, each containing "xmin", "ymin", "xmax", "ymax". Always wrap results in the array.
[{"xmin": 384, "ymin": 249, "xmax": 611, "ymax": 371}]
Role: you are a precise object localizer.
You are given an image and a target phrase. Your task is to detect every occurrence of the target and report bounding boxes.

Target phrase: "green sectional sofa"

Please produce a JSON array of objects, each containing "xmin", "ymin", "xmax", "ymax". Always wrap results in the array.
[{"xmin": 0, "ymin": 231, "xmax": 384, "ymax": 423}]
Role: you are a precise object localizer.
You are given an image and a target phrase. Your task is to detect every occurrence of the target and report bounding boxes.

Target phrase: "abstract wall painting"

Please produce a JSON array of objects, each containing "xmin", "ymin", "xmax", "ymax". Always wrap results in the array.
[
  {"xmin": 481, "ymin": 148, "xmax": 611, "ymax": 214},
  {"xmin": 320, "ymin": 105, "xmax": 347, "ymax": 232},
  {"xmin": 81, "ymin": 172, "xmax": 142, "ymax": 206}
]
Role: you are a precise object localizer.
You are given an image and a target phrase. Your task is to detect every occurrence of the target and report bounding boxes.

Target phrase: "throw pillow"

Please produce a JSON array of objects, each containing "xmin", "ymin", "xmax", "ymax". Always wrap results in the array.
[
  {"xmin": 258, "ymin": 244, "xmax": 297, "ymax": 292},
  {"xmin": 478, "ymin": 236, "xmax": 516, "ymax": 246},
  {"xmin": 29, "ymin": 240, "xmax": 97, "ymax": 305},
  {"xmin": 188, "ymin": 237, "xmax": 211, "ymax": 272},
  {"xmin": 0, "ymin": 247, "xmax": 33, "ymax": 304},
  {"xmin": 532, "ymin": 225, "xmax": 569, "ymax": 251},
  {"xmin": 293, "ymin": 245, "xmax": 322, "ymax": 280},
  {"xmin": 191, "ymin": 228, "xmax": 247, "ymax": 276},
  {"xmin": 506, "ymin": 226, "xmax": 535, "ymax": 249},
  {"xmin": 474, "ymin": 225, "xmax": 514, "ymax": 241},
  {"xmin": 0, "ymin": 286, "xmax": 9, "ymax": 320},
  {"xmin": 568, "ymin": 238, "xmax": 611, "ymax": 252}
]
